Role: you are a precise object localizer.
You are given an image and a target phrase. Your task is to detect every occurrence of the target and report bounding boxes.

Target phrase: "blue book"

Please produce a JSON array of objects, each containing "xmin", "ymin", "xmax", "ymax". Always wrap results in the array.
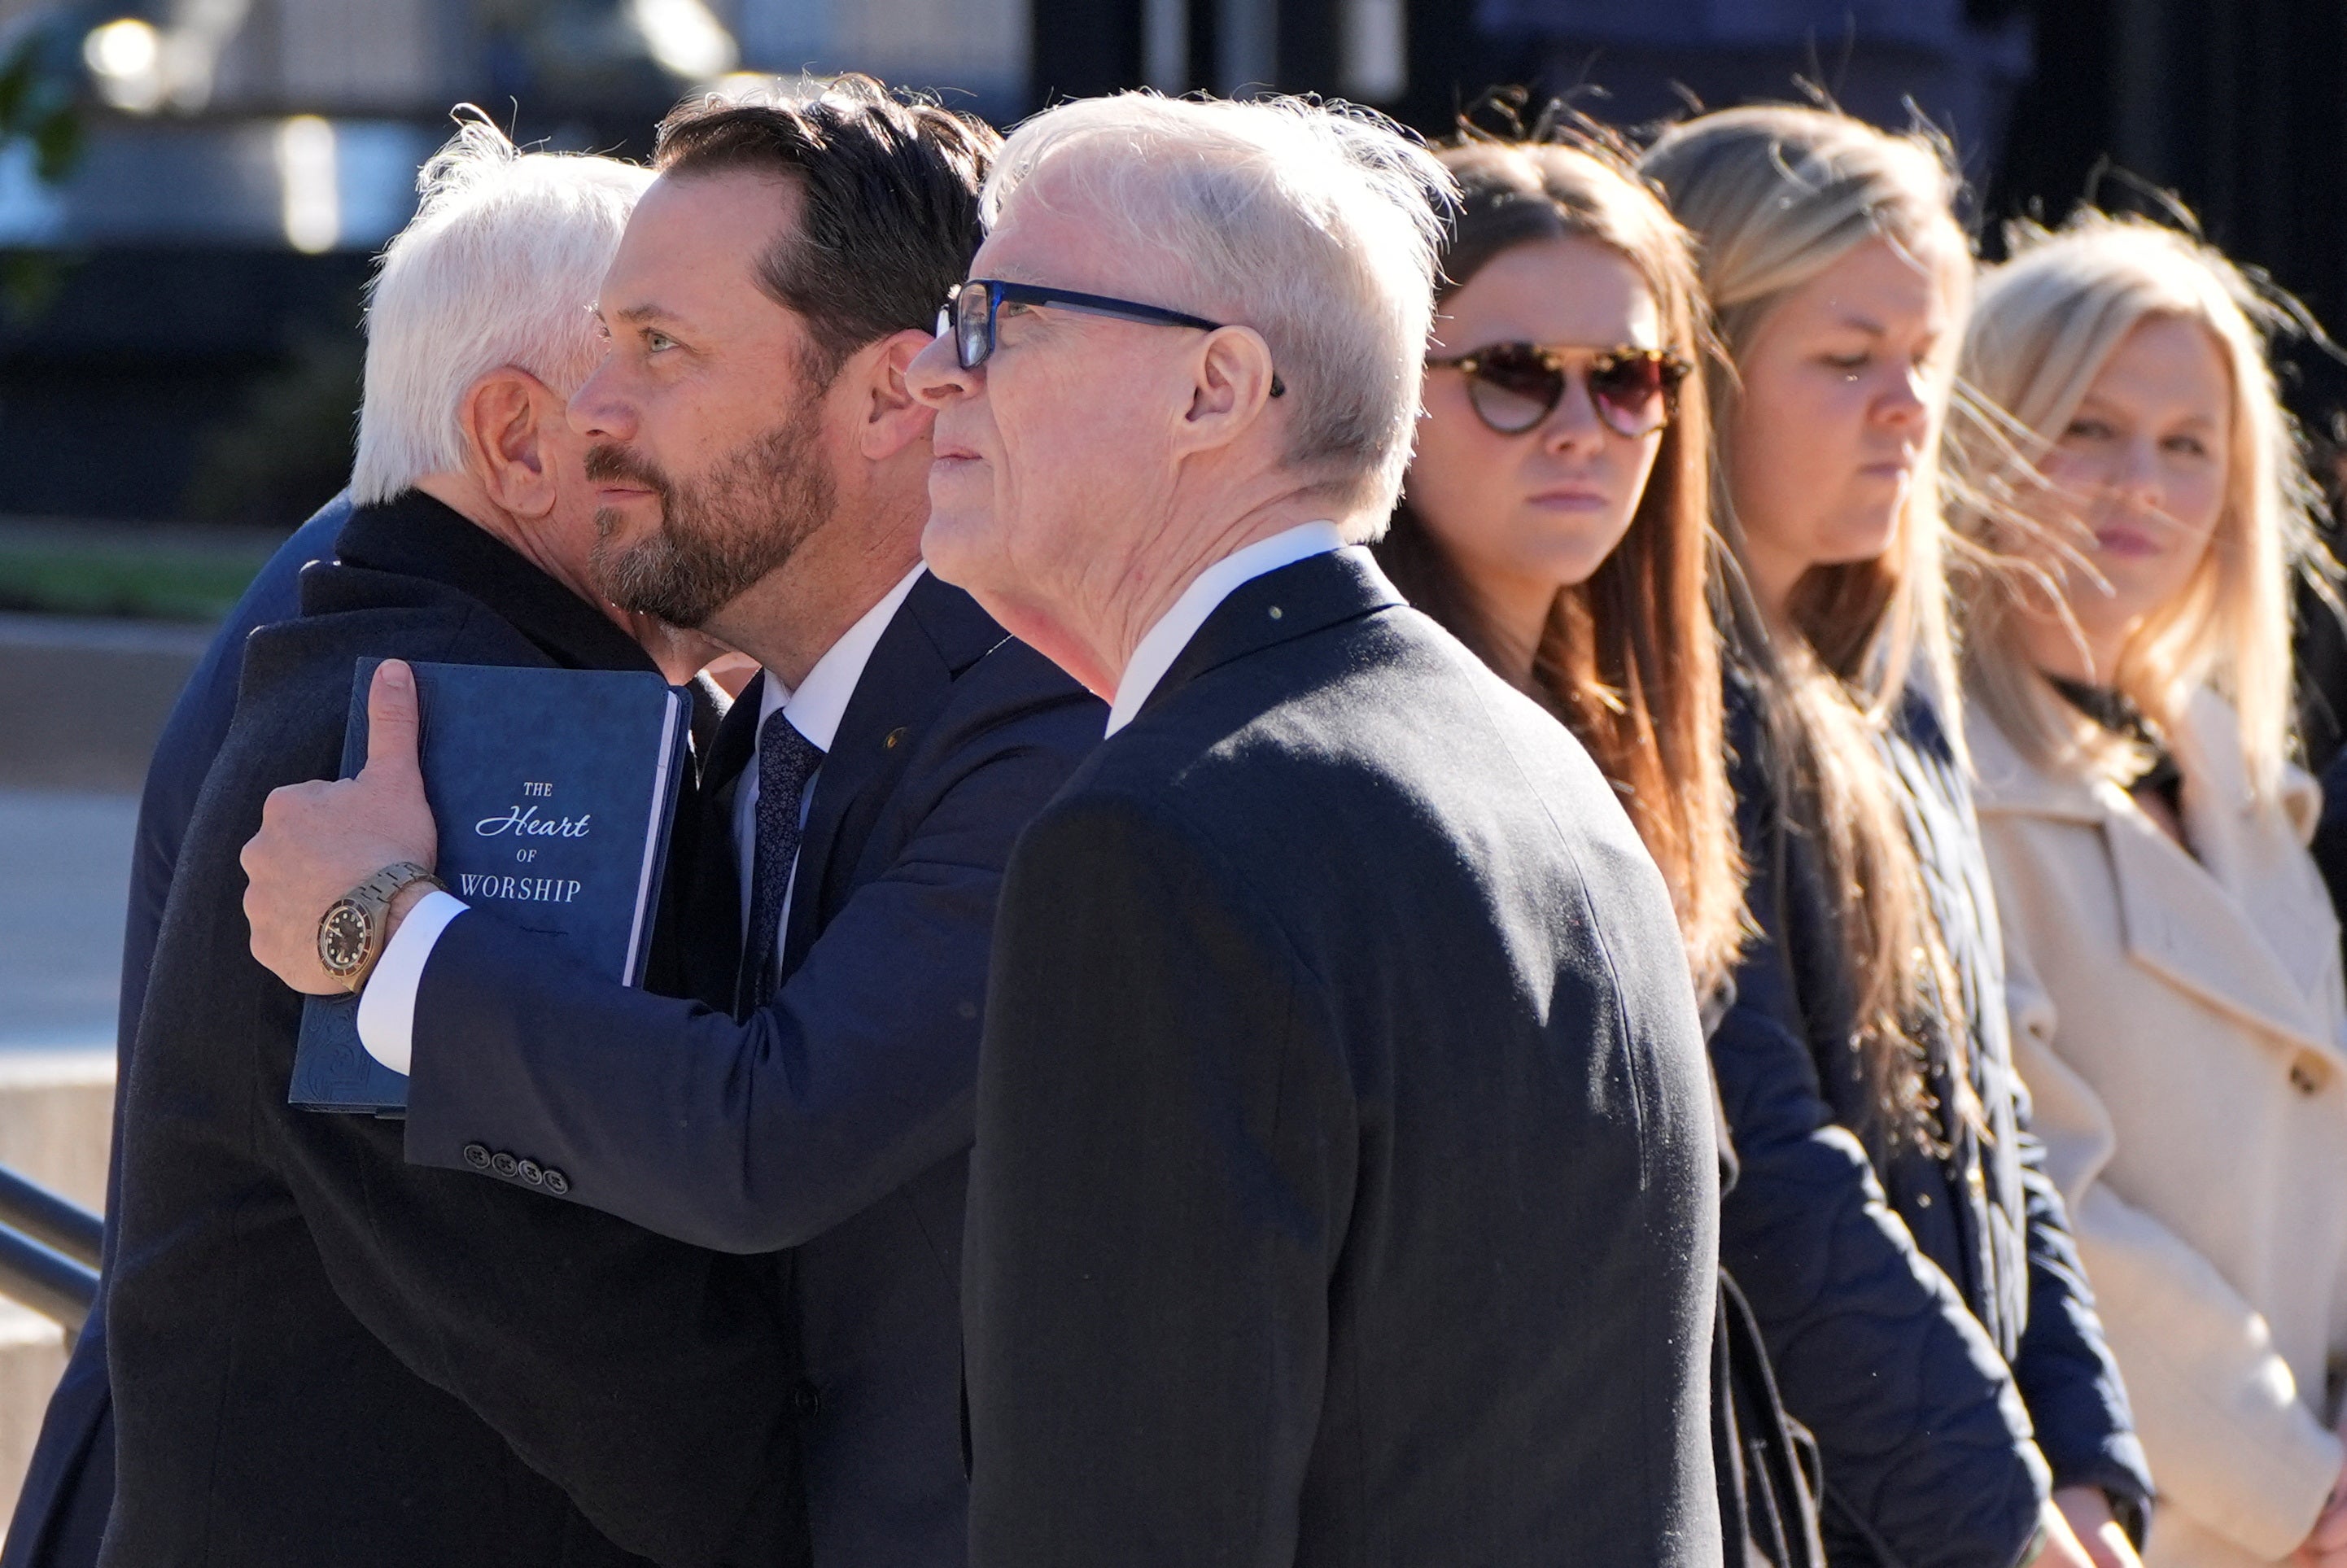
[{"xmin": 290, "ymin": 659, "xmax": 693, "ymax": 1115}]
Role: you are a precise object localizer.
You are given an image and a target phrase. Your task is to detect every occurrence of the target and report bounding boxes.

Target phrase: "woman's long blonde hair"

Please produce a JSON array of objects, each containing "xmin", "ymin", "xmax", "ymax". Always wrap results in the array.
[
  {"xmin": 1379, "ymin": 127, "xmax": 1745, "ymax": 1000},
  {"xmin": 1641, "ymin": 104, "xmax": 1975, "ymax": 1146},
  {"xmin": 1952, "ymin": 211, "xmax": 2328, "ymax": 804}
]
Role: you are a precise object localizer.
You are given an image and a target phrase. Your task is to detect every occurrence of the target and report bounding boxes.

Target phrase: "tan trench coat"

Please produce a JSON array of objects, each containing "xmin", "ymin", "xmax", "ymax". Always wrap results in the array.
[{"xmin": 1972, "ymin": 690, "xmax": 2347, "ymax": 1566}]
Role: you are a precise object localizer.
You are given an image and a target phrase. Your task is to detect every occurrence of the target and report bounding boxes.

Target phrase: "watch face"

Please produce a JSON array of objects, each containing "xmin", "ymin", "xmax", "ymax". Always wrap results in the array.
[{"xmin": 317, "ymin": 901, "xmax": 374, "ymax": 976}]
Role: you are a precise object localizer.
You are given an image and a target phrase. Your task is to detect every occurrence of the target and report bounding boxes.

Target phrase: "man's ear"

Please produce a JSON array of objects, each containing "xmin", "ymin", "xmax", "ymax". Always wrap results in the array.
[
  {"xmin": 461, "ymin": 367, "xmax": 562, "ymax": 519},
  {"xmin": 853, "ymin": 328, "xmax": 943, "ymax": 461},
  {"xmin": 1177, "ymin": 326, "xmax": 1280, "ymax": 454}
]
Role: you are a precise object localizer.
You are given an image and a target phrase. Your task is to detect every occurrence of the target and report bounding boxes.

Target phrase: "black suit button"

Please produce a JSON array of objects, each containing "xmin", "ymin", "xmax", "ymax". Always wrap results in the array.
[
  {"xmin": 542, "ymin": 1168, "xmax": 570, "ymax": 1195},
  {"xmin": 517, "ymin": 1159, "xmax": 544, "ymax": 1186},
  {"xmin": 795, "ymin": 1382, "xmax": 821, "ymax": 1417},
  {"xmin": 490, "ymin": 1151, "xmax": 519, "ymax": 1178},
  {"xmin": 462, "ymin": 1143, "xmax": 492, "ymax": 1170}
]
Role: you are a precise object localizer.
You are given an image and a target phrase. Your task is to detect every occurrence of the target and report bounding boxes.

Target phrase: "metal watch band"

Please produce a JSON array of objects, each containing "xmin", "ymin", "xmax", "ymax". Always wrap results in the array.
[
  {"xmin": 326, "ymin": 861, "xmax": 445, "ymax": 992},
  {"xmin": 357, "ymin": 861, "xmax": 441, "ymax": 907}
]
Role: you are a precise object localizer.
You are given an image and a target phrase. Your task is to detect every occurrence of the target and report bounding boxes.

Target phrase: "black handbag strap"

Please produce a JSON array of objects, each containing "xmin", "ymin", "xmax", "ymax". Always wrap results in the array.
[{"xmin": 1715, "ymin": 1267, "xmax": 1828, "ymax": 1568}]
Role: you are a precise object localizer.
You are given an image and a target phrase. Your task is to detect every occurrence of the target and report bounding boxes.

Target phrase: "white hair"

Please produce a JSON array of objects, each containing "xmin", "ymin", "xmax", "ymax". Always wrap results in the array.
[
  {"xmin": 351, "ymin": 118, "xmax": 653, "ymax": 505},
  {"xmin": 982, "ymin": 93, "xmax": 1454, "ymax": 525}
]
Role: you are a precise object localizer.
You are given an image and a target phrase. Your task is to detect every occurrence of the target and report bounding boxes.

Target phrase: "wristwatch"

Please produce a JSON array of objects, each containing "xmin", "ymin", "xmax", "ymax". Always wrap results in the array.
[{"xmin": 316, "ymin": 862, "xmax": 444, "ymax": 992}]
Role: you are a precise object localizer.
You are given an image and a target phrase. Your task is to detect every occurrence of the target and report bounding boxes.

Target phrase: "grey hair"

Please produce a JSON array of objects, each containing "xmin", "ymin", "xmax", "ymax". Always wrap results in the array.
[
  {"xmin": 981, "ymin": 93, "xmax": 1455, "ymax": 526},
  {"xmin": 352, "ymin": 116, "xmax": 653, "ymax": 505}
]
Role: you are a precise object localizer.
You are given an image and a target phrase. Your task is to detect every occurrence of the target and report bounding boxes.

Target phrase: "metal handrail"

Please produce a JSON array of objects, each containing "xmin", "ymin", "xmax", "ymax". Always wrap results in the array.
[
  {"xmin": 0, "ymin": 1219, "xmax": 96, "ymax": 1339},
  {"xmin": 0, "ymin": 1165, "xmax": 102, "ymax": 1269}
]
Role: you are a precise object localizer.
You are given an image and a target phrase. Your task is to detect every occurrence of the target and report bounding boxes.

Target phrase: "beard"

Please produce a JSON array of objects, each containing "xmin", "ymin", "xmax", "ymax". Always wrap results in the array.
[{"xmin": 587, "ymin": 413, "xmax": 836, "ymax": 629}]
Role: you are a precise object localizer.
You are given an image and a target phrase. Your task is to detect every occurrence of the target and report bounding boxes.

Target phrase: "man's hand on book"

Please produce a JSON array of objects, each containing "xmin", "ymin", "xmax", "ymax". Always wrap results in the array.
[{"xmin": 243, "ymin": 659, "xmax": 439, "ymax": 995}]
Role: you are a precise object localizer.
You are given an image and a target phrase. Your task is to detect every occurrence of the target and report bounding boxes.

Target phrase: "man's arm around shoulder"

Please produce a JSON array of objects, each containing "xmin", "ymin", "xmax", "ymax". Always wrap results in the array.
[{"xmin": 397, "ymin": 653, "xmax": 1105, "ymax": 1251}]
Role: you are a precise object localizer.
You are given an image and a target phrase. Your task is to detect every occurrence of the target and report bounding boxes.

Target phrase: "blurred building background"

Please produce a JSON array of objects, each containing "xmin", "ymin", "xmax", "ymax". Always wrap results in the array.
[
  {"xmin": 0, "ymin": 0, "xmax": 2324, "ymax": 538},
  {"xmin": 0, "ymin": 0, "xmax": 2332, "ymax": 542}
]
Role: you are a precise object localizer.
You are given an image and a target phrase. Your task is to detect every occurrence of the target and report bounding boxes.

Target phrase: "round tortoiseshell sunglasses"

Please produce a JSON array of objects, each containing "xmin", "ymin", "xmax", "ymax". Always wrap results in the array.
[{"xmin": 1426, "ymin": 343, "xmax": 1690, "ymax": 439}]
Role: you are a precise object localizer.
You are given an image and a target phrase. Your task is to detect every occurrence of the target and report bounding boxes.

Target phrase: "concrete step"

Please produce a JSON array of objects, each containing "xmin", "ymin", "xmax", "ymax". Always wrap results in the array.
[
  {"xmin": 0, "ymin": 1051, "xmax": 113, "ymax": 1530},
  {"xmin": 0, "ymin": 602, "xmax": 189, "ymax": 1542},
  {"xmin": 0, "ymin": 1055, "xmax": 116, "ymax": 1543},
  {"xmin": 0, "ymin": 1053, "xmax": 114, "ymax": 1212},
  {"xmin": 0, "ymin": 1299, "xmax": 69, "ymax": 1523}
]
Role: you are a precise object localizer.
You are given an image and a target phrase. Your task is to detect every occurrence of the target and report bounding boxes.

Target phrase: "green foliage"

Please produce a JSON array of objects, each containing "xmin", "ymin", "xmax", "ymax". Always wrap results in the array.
[
  {"xmin": 0, "ymin": 26, "xmax": 82, "ymax": 320},
  {"xmin": 0, "ymin": 34, "xmax": 82, "ymax": 184},
  {"xmin": 0, "ymin": 534, "xmax": 277, "ymax": 622}
]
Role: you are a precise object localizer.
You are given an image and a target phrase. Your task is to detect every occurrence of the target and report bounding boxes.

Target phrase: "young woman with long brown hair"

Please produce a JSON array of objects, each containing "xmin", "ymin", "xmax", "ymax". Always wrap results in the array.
[
  {"xmin": 1375, "ymin": 123, "xmax": 1831, "ymax": 1563},
  {"xmin": 1641, "ymin": 106, "xmax": 2153, "ymax": 1568},
  {"xmin": 1375, "ymin": 125, "xmax": 1742, "ymax": 1006}
]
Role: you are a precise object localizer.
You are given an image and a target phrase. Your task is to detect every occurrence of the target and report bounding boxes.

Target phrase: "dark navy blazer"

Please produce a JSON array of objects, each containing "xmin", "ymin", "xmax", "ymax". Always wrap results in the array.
[
  {"xmin": 398, "ymin": 572, "xmax": 1104, "ymax": 1567},
  {"xmin": 965, "ymin": 551, "xmax": 1723, "ymax": 1564},
  {"xmin": 1, "ymin": 494, "xmax": 349, "ymax": 1568}
]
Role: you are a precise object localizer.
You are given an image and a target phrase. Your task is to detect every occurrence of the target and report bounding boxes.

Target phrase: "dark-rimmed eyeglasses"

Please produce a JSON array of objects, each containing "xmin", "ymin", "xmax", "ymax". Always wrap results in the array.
[
  {"xmin": 938, "ymin": 279, "xmax": 1284, "ymax": 395},
  {"xmin": 1426, "ymin": 343, "xmax": 1689, "ymax": 439}
]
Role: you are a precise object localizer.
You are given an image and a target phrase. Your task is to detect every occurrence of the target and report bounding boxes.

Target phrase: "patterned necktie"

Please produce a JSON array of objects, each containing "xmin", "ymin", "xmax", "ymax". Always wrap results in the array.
[{"xmin": 740, "ymin": 710, "xmax": 824, "ymax": 1014}]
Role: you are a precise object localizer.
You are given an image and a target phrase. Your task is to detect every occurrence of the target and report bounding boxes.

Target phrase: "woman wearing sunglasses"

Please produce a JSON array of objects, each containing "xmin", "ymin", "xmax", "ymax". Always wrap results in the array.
[
  {"xmin": 1642, "ymin": 106, "xmax": 2153, "ymax": 1568},
  {"xmin": 1953, "ymin": 215, "xmax": 2347, "ymax": 1568},
  {"xmin": 1375, "ymin": 128, "xmax": 1741, "ymax": 1013},
  {"xmin": 1375, "ymin": 127, "xmax": 1838, "ymax": 1563}
]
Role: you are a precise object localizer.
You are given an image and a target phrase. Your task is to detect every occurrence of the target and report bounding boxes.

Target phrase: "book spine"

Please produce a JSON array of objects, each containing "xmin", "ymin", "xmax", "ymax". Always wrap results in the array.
[{"xmin": 620, "ymin": 690, "xmax": 688, "ymax": 987}]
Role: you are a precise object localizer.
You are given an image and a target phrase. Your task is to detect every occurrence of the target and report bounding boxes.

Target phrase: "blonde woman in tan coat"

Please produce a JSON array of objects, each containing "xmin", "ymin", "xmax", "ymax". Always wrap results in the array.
[{"xmin": 1953, "ymin": 212, "xmax": 2347, "ymax": 1568}]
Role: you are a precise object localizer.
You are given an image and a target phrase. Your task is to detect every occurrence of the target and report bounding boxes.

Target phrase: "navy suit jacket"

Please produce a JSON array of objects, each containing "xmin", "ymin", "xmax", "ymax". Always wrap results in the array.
[
  {"xmin": 2, "ymin": 494, "xmax": 350, "ymax": 1568},
  {"xmin": 965, "ymin": 549, "xmax": 1723, "ymax": 1564},
  {"xmin": 399, "ymin": 572, "xmax": 1103, "ymax": 1566}
]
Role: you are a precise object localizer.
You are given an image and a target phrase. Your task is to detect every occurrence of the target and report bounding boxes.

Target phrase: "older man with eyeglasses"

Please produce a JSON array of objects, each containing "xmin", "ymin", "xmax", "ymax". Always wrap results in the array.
[{"xmin": 906, "ymin": 93, "xmax": 1724, "ymax": 1566}]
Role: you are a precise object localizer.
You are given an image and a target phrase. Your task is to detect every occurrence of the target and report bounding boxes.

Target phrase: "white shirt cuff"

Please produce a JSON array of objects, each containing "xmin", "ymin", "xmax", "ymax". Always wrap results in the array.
[{"xmin": 353, "ymin": 889, "xmax": 469, "ymax": 1076}]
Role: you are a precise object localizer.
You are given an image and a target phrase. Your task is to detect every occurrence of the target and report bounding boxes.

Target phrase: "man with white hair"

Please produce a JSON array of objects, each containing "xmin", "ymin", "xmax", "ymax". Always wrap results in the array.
[
  {"xmin": 906, "ymin": 94, "xmax": 1724, "ymax": 1563},
  {"xmin": 96, "ymin": 123, "xmax": 802, "ymax": 1568}
]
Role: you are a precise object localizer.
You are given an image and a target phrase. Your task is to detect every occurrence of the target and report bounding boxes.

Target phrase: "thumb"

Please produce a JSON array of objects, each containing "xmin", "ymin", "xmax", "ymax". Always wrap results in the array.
[{"xmin": 362, "ymin": 660, "xmax": 424, "ymax": 786}]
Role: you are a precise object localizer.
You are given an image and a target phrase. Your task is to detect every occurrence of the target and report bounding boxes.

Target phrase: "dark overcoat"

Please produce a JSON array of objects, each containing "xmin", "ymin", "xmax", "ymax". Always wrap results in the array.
[
  {"xmin": 964, "ymin": 548, "xmax": 1724, "ymax": 1566},
  {"xmin": 99, "ymin": 491, "xmax": 801, "ymax": 1568}
]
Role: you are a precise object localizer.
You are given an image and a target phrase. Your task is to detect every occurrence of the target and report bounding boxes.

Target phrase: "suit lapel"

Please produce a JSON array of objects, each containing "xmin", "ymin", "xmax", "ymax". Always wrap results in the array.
[
  {"xmin": 2107, "ymin": 693, "xmax": 2343, "ymax": 1068},
  {"xmin": 333, "ymin": 490, "xmax": 658, "ymax": 675},
  {"xmin": 1135, "ymin": 546, "xmax": 1405, "ymax": 728},
  {"xmin": 2171, "ymin": 692, "xmax": 2337, "ymax": 1021},
  {"xmin": 2104, "ymin": 807, "xmax": 2340, "ymax": 1065},
  {"xmin": 778, "ymin": 575, "xmax": 1008, "ymax": 979},
  {"xmin": 1978, "ymin": 698, "xmax": 2342, "ymax": 1068}
]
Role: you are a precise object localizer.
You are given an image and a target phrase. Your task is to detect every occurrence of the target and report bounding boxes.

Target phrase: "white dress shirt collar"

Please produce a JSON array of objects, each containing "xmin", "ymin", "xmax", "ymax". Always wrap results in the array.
[
  {"xmin": 1103, "ymin": 521, "xmax": 1345, "ymax": 736},
  {"xmin": 736, "ymin": 562, "xmax": 926, "ymax": 940},
  {"xmin": 756, "ymin": 562, "xmax": 928, "ymax": 752}
]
